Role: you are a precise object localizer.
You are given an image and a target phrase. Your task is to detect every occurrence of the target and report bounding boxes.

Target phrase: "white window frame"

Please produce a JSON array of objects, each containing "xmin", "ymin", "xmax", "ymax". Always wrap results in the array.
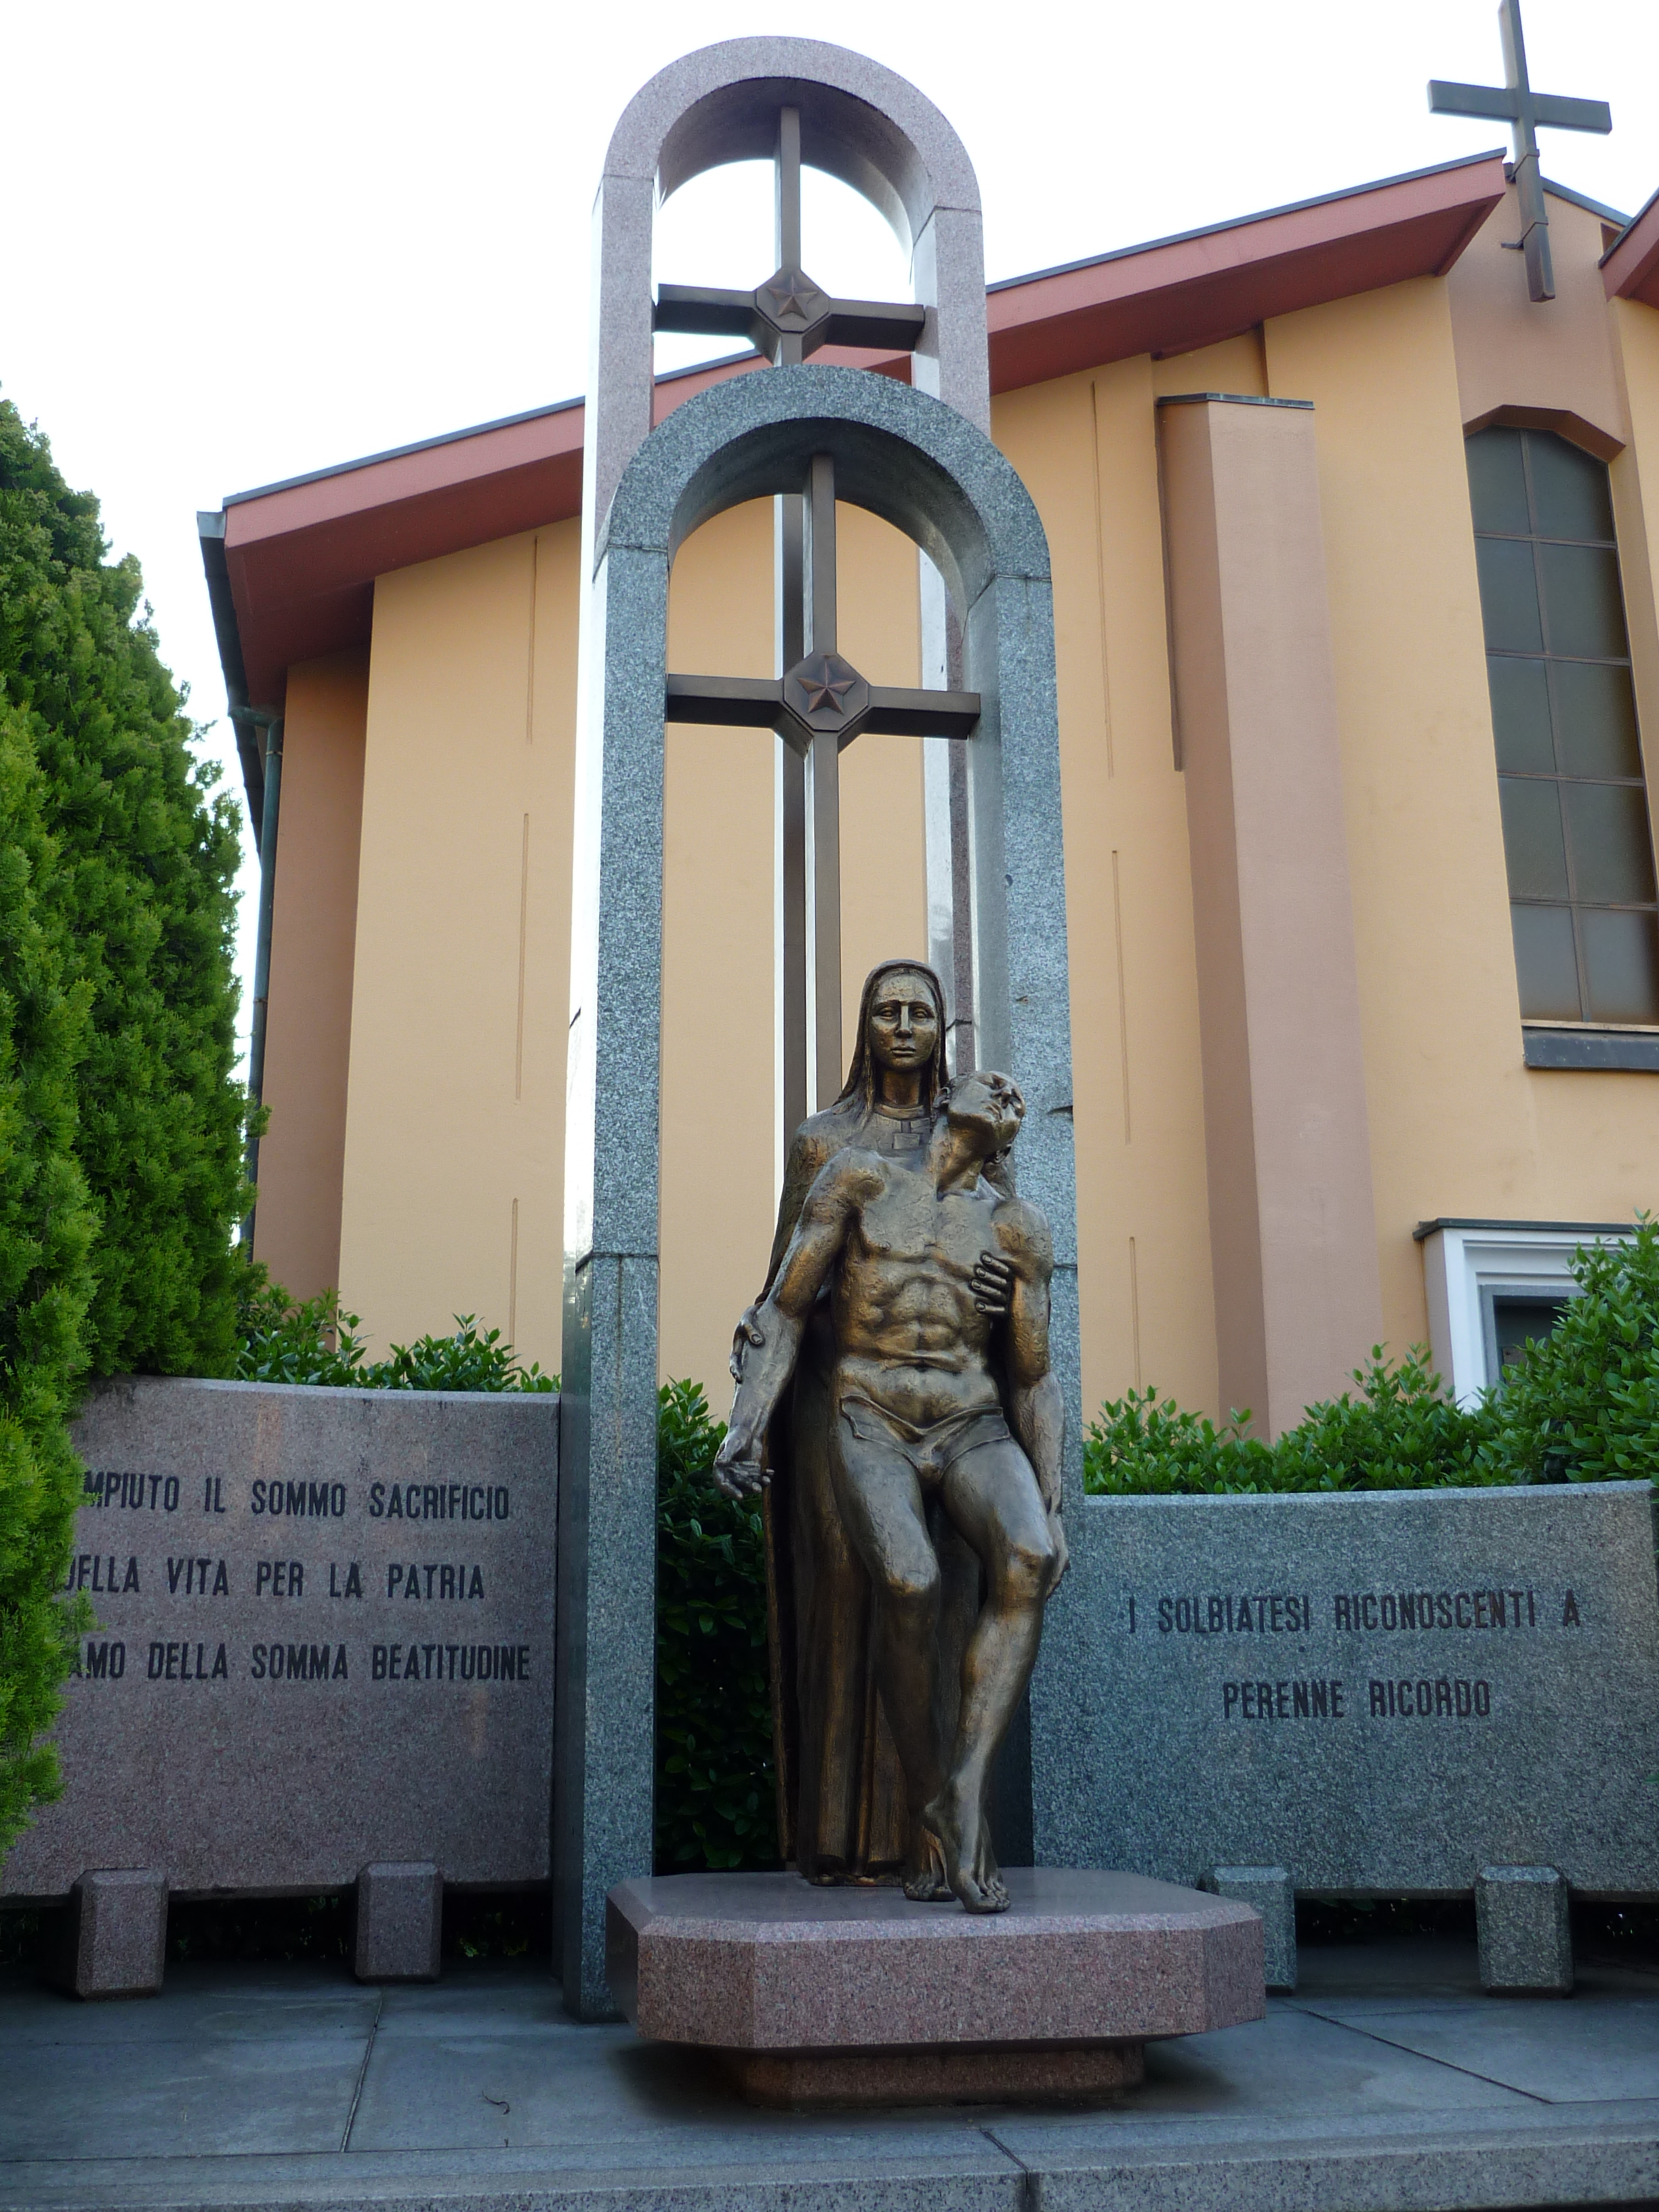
[{"xmin": 1416, "ymin": 1219, "xmax": 1631, "ymax": 1407}]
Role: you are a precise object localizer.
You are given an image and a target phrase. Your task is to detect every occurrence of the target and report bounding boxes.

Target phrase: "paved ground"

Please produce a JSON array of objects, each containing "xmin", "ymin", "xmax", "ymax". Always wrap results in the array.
[{"xmin": 1, "ymin": 1938, "xmax": 1656, "ymax": 2209}]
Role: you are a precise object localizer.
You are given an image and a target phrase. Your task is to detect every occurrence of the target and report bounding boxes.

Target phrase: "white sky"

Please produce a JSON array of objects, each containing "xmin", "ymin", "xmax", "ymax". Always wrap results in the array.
[{"xmin": 5, "ymin": 0, "xmax": 1656, "ymax": 1064}]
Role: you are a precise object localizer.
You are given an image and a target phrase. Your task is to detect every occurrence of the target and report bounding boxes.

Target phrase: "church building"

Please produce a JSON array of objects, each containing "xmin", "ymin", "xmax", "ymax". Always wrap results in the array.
[{"xmin": 199, "ymin": 82, "xmax": 1659, "ymax": 1437}]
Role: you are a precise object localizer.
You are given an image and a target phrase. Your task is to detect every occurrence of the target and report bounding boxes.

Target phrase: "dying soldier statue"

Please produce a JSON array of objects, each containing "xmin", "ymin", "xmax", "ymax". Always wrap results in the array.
[{"xmin": 716, "ymin": 1068, "xmax": 1067, "ymax": 1913}]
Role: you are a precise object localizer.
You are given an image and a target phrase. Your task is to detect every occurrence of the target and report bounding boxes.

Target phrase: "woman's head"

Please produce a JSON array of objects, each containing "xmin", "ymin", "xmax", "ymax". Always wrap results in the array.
[{"xmin": 836, "ymin": 960, "xmax": 947, "ymax": 1112}]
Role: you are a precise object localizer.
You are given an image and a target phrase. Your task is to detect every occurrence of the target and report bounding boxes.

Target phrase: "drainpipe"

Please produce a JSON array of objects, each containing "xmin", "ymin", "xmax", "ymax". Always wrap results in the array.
[{"xmin": 232, "ymin": 706, "xmax": 284, "ymax": 1250}]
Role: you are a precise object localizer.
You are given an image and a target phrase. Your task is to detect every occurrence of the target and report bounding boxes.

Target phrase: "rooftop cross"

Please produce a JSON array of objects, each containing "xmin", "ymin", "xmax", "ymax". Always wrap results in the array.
[
  {"xmin": 659, "ymin": 107, "xmax": 979, "ymax": 1123},
  {"xmin": 1429, "ymin": 0, "xmax": 1612, "ymax": 304}
]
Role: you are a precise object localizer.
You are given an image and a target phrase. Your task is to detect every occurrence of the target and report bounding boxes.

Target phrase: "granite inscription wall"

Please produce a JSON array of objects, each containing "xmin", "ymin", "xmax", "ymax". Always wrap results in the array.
[
  {"xmin": 1, "ymin": 1377, "xmax": 558, "ymax": 1898},
  {"xmin": 1052, "ymin": 1481, "xmax": 1659, "ymax": 1896}
]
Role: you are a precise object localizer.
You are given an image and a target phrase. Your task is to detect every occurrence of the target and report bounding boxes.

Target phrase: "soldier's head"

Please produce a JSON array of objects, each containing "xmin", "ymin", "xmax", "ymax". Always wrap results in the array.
[{"xmin": 940, "ymin": 1069, "xmax": 1025, "ymax": 1158}]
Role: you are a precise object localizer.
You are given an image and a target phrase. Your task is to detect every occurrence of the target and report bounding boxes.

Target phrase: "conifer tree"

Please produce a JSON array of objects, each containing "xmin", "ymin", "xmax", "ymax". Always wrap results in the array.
[
  {"xmin": 0, "ymin": 394, "xmax": 249, "ymax": 1851},
  {"xmin": 0, "ymin": 705, "xmax": 96, "ymax": 1853}
]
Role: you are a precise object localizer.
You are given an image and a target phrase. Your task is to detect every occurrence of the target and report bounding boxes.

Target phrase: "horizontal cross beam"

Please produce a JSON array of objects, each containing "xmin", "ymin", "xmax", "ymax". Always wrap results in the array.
[
  {"xmin": 665, "ymin": 672, "xmax": 981, "ymax": 751},
  {"xmin": 1428, "ymin": 80, "xmax": 1611, "ymax": 134},
  {"xmin": 653, "ymin": 285, "xmax": 927, "ymax": 359}
]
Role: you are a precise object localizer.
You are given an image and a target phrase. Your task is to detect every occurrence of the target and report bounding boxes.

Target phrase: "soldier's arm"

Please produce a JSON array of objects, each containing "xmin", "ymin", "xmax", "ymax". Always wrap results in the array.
[
  {"xmin": 731, "ymin": 1125, "xmax": 834, "ymax": 1379},
  {"xmin": 715, "ymin": 1153, "xmax": 880, "ymax": 1496},
  {"xmin": 997, "ymin": 1202, "xmax": 1065, "ymax": 1521}
]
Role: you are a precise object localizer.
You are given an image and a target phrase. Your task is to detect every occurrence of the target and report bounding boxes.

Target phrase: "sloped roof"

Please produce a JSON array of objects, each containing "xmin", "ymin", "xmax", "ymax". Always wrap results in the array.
[{"xmin": 211, "ymin": 150, "xmax": 1509, "ymax": 709}]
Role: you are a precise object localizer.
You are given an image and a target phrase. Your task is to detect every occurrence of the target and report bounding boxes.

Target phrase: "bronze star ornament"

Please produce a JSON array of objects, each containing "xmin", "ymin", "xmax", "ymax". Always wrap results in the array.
[
  {"xmin": 799, "ymin": 657, "xmax": 855, "ymax": 716},
  {"xmin": 781, "ymin": 649, "xmax": 871, "ymax": 747},
  {"xmin": 757, "ymin": 268, "xmax": 832, "ymax": 333}
]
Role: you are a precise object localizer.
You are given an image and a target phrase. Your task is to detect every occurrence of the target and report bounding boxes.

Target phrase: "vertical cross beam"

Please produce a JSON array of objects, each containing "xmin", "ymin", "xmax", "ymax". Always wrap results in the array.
[
  {"xmin": 775, "ymin": 105, "xmax": 808, "ymax": 1152},
  {"xmin": 774, "ymin": 108, "xmax": 804, "ymax": 367},
  {"xmin": 1501, "ymin": 0, "xmax": 1553, "ymax": 302},
  {"xmin": 776, "ymin": 492, "xmax": 807, "ymax": 1152},
  {"xmin": 803, "ymin": 453, "xmax": 842, "ymax": 1105}
]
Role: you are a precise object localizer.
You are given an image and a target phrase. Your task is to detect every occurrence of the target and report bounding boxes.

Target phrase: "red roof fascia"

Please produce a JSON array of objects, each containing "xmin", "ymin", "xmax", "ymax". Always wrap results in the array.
[
  {"xmin": 222, "ymin": 154, "xmax": 1507, "ymax": 703},
  {"xmin": 986, "ymin": 154, "xmax": 1505, "ymax": 390},
  {"xmin": 1603, "ymin": 188, "xmax": 1659, "ymax": 311},
  {"xmin": 224, "ymin": 401, "xmax": 584, "ymax": 700},
  {"xmin": 226, "ymin": 348, "xmax": 907, "ymax": 700}
]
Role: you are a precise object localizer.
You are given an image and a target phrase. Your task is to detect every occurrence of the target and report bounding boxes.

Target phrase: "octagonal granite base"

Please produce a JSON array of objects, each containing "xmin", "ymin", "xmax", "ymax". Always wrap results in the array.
[{"xmin": 607, "ymin": 1868, "xmax": 1265, "ymax": 2107}]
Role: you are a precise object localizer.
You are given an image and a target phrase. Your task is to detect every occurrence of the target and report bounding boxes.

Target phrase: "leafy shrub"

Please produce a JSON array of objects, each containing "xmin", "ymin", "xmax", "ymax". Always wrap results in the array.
[
  {"xmin": 1086, "ymin": 1218, "xmax": 1658, "ymax": 1494},
  {"xmin": 234, "ymin": 1281, "xmax": 554, "ymax": 1392},
  {"xmin": 1086, "ymin": 1349, "xmax": 1500, "ymax": 1496},
  {"xmin": 1486, "ymin": 1216, "xmax": 1659, "ymax": 1481},
  {"xmin": 654, "ymin": 1378, "xmax": 777, "ymax": 1874}
]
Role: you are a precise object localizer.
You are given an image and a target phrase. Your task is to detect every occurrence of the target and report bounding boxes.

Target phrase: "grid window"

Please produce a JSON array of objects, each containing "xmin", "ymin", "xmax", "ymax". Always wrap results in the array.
[{"xmin": 1467, "ymin": 426, "xmax": 1659, "ymax": 1025}]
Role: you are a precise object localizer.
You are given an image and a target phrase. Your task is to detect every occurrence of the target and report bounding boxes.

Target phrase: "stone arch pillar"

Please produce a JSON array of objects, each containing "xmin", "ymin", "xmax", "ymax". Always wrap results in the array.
[{"xmin": 557, "ymin": 364, "xmax": 1078, "ymax": 2018}]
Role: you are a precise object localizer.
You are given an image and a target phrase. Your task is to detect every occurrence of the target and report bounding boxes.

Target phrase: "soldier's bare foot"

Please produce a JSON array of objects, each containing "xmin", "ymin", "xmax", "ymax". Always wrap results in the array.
[
  {"xmin": 971, "ymin": 1817, "xmax": 1008, "ymax": 1910},
  {"xmin": 922, "ymin": 1786, "xmax": 1009, "ymax": 1914},
  {"xmin": 903, "ymin": 1826, "xmax": 950, "ymax": 1902}
]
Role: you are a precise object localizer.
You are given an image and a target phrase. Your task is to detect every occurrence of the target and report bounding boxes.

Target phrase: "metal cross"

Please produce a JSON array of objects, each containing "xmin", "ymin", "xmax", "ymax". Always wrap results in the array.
[
  {"xmin": 1429, "ymin": 0, "xmax": 1612, "ymax": 304},
  {"xmin": 659, "ymin": 108, "xmax": 980, "ymax": 1141},
  {"xmin": 653, "ymin": 107, "xmax": 928, "ymax": 367}
]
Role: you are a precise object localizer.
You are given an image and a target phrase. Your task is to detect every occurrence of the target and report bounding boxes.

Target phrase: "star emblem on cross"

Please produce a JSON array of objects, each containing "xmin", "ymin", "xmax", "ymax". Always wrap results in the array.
[
  {"xmin": 761, "ymin": 273, "xmax": 820, "ymax": 325},
  {"xmin": 798, "ymin": 657, "xmax": 855, "ymax": 716}
]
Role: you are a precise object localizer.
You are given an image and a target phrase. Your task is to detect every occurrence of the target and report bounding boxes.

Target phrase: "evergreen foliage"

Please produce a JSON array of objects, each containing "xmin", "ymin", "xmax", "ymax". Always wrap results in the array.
[
  {"xmin": 0, "ymin": 396, "xmax": 249, "ymax": 1856},
  {"xmin": 1, "ymin": 397, "xmax": 249, "ymax": 1380},
  {"xmin": 654, "ymin": 1378, "xmax": 777, "ymax": 1873},
  {"xmin": 0, "ymin": 708, "xmax": 96, "ymax": 1856}
]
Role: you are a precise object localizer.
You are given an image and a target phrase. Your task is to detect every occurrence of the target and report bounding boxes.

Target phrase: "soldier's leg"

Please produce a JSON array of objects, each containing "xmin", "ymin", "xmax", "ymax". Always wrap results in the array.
[
  {"xmin": 829, "ymin": 1422, "xmax": 947, "ymax": 1841},
  {"xmin": 929, "ymin": 1438, "xmax": 1057, "ymax": 1912}
]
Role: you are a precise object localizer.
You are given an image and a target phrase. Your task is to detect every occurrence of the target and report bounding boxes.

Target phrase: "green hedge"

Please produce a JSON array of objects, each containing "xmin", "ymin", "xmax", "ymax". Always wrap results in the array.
[
  {"xmin": 1086, "ymin": 1216, "xmax": 1659, "ymax": 1494},
  {"xmin": 654, "ymin": 1378, "xmax": 777, "ymax": 1873},
  {"xmin": 0, "ymin": 398, "xmax": 250, "ymax": 1860},
  {"xmin": 235, "ymin": 1285, "xmax": 554, "ymax": 1393}
]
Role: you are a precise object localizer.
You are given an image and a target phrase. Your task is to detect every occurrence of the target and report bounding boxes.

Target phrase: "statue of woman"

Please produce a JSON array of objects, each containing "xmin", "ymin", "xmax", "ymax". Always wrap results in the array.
[{"xmin": 733, "ymin": 959, "xmax": 1012, "ymax": 1888}]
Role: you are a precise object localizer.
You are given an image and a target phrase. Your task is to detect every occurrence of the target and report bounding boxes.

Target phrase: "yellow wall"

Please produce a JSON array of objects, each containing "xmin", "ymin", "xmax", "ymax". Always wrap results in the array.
[
  {"xmin": 337, "ymin": 524, "xmax": 577, "ymax": 1370},
  {"xmin": 255, "ymin": 647, "xmax": 367, "ymax": 1305},
  {"xmin": 1267, "ymin": 275, "xmax": 1659, "ymax": 1363},
  {"xmin": 287, "ymin": 235, "xmax": 1659, "ymax": 1418}
]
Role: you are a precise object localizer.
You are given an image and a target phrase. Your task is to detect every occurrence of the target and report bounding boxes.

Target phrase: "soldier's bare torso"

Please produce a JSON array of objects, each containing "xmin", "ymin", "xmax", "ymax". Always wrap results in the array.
[{"xmin": 825, "ymin": 1153, "xmax": 1033, "ymax": 1433}]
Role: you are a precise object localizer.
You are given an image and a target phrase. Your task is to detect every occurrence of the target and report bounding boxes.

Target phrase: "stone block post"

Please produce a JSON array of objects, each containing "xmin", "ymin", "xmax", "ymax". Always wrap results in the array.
[
  {"xmin": 354, "ymin": 1862, "xmax": 443, "ymax": 1982},
  {"xmin": 1204, "ymin": 1866, "xmax": 1297, "ymax": 1991},
  {"xmin": 50, "ymin": 1868, "xmax": 167, "ymax": 1999},
  {"xmin": 1477, "ymin": 1864, "xmax": 1573, "ymax": 1993}
]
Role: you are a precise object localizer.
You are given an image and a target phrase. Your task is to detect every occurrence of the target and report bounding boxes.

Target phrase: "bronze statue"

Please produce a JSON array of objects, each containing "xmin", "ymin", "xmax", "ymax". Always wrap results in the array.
[
  {"xmin": 719, "ymin": 1048, "xmax": 1067, "ymax": 1914},
  {"xmin": 731, "ymin": 962, "xmax": 987, "ymax": 1889}
]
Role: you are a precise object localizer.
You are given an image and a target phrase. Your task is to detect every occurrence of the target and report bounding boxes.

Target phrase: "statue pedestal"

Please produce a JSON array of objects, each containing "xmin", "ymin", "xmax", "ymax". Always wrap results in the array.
[{"xmin": 606, "ymin": 1868, "xmax": 1265, "ymax": 2108}]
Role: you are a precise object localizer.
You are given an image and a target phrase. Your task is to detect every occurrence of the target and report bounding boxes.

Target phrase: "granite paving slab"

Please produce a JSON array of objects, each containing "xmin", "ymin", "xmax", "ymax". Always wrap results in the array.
[
  {"xmin": 0, "ymin": 1947, "xmax": 1654, "ymax": 2210},
  {"xmin": 1290, "ymin": 1992, "xmax": 1659, "ymax": 2104},
  {"xmin": 1130, "ymin": 2006, "xmax": 1537, "ymax": 2116}
]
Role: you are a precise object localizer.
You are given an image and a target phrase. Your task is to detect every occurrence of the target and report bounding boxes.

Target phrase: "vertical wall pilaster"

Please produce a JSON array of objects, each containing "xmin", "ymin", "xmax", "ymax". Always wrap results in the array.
[{"xmin": 1158, "ymin": 396, "xmax": 1382, "ymax": 1437}]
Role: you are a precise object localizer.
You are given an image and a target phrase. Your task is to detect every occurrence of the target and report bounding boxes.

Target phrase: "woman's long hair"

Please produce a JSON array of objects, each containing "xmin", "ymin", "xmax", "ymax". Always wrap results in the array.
[{"xmin": 834, "ymin": 959, "xmax": 949, "ymax": 1118}]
